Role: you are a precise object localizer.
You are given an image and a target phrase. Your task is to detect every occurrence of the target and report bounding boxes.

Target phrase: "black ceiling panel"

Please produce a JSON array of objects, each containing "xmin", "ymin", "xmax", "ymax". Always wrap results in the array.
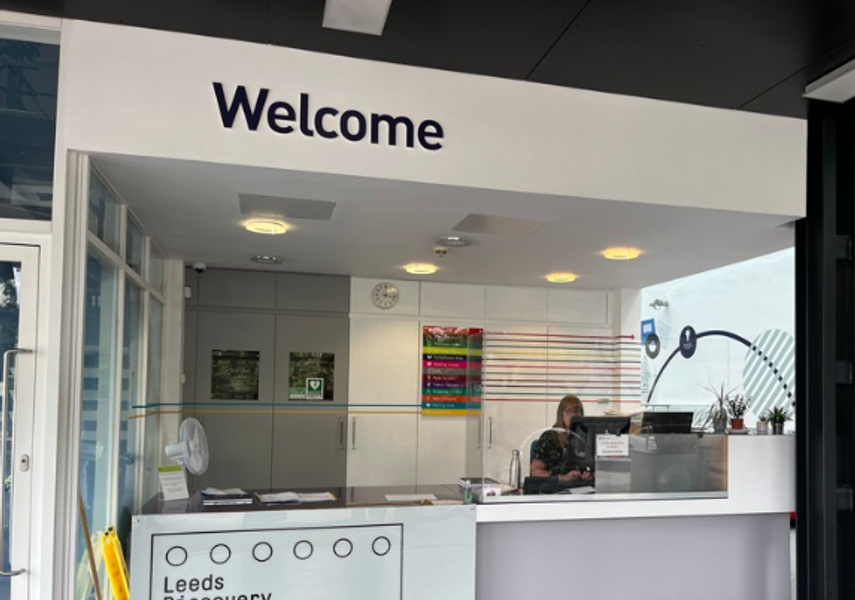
[
  {"xmin": 4, "ymin": 0, "xmax": 855, "ymax": 118},
  {"xmin": 62, "ymin": 0, "xmax": 273, "ymax": 44},
  {"xmin": 529, "ymin": 0, "xmax": 816, "ymax": 112},
  {"xmin": 530, "ymin": 0, "xmax": 855, "ymax": 118},
  {"xmin": 266, "ymin": 0, "xmax": 588, "ymax": 80},
  {"xmin": 0, "ymin": 0, "xmax": 61, "ymax": 16},
  {"xmin": 738, "ymin": 71, "xmax": 809, "ymax": 119}
]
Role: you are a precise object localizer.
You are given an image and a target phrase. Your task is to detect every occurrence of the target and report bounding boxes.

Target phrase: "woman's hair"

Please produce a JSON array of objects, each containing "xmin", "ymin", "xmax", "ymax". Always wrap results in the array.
[
  {"xmin": 549, "ymin": 395, "xmax": 584, "ymax": 449},
  {"xmin": 552, "ymin": 395, "xmax": 584, "ymax": 428}
]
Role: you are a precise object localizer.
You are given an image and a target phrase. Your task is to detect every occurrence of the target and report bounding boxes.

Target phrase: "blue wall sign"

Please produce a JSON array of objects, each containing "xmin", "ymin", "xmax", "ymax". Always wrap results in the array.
[
  {"xmin": 679, "ymin": 325, "xmax": 697, "ymax": 359},
  {"xmin": 641, "ymin": 318, "xmax": 656, "ymax": 342}
]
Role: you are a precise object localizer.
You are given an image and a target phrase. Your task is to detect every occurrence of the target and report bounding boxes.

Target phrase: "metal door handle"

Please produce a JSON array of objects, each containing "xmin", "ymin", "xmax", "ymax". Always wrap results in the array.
[
  {"xmin": 488, "ymin": 417, "xmax": 493, "ymax": 449},
  {"xmin": 351, "ymin": 417, "xmax": 357, "ymax": 450},
  {"xmin": 0, "ymin": 348, "xmax": 30, "ymax": 577},
  {"xmin": 338, "ymin": 417, "xmax": 345, "ymax": 450},
  {"xmin": 476, "ymin": 417, "xmax": 482, "ymax": 449}
]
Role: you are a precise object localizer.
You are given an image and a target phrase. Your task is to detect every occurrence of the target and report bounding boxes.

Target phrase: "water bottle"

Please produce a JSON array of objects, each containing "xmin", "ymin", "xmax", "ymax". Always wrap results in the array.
[
  {"xmin": 508, "ymin": 449, "xmax": 521, "ymax": 490},
  {"xmin": 462, "ymin": 481, "xmax": 473, "ymax": 504}
]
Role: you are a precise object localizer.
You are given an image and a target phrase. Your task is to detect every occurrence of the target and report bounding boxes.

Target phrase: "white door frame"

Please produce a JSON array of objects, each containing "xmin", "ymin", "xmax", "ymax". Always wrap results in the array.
[{"xmin": 0, "ymin": 244, "xmax": 40, "ymax": 600}]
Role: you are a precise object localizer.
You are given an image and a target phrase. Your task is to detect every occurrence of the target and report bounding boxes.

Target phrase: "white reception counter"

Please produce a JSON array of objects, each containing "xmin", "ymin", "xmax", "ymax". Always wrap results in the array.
[{"xmin": 131, "ymin": 435, "xmax": 794, "ymax": 600}]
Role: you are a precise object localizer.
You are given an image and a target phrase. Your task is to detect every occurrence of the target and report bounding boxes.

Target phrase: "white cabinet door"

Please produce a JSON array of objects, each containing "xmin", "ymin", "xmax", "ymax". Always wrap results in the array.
[
  {"xmin": 481, "ymin": 400, "xmax": 550, "ymax": 483},
  {"xmin": 416, "ymin": 416, "xmax": 477, "ymax": 485},
  {"xmin": 346, "ymin": 412, "xmax": 417, "ymax": 486},
  {"xmin": 349, "ymin": 319, "xmax": 419, "ymax": 407}
]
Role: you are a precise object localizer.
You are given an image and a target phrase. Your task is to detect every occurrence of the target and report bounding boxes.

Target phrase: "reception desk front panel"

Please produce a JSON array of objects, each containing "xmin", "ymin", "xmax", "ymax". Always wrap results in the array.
[{"xmin": 131, "ymin": 504, "xmax": 476, "ymax": 600}]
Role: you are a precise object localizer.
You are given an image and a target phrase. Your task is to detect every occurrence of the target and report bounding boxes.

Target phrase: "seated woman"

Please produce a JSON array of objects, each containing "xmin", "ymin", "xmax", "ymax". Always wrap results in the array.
[{"xmin": 530, "ymin": 395, "xmax": 593, "ymax": 484}]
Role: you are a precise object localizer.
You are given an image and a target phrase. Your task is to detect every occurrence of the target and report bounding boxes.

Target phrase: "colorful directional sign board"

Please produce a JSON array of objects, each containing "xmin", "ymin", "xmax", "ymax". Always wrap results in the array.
[{"xmin": 422, "ymin": 326, "xmax": 483, "ymax": 416}]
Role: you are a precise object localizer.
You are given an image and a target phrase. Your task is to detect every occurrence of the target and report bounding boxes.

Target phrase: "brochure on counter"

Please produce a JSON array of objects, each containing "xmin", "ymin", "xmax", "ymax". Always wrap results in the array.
[
  {"xmin": 458, "ymin": 477, "xmax": 502, "ymax": 488},
  {"xmin": 200, "ymin": 487, "xmax": 254, "ymax": 506},
  {"xmin": 256, "ymin": 491, "xmax": 338, "ymax": 505}
]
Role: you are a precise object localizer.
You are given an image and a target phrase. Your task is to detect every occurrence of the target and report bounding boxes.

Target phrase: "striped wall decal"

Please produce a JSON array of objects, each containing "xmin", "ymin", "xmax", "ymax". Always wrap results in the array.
[
  {"xmin": 482, "ymin": 331, "xmax": 642, "ymax": 404},
  {"xmin": 742, "ymin": 328, "xmax": 796, "ymax": 416}
]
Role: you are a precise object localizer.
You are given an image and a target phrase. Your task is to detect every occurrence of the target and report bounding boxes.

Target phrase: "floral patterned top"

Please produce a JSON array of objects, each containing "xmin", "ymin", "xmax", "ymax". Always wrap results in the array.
[{"xmin": 533, "ymin": 430, "xmax": 587, "ymax": 475}]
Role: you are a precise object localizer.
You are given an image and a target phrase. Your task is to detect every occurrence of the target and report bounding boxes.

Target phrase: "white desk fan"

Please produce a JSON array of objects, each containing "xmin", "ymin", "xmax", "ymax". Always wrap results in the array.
[{"xmin": 164, "ymin": 417, "xmax": 210, "ymax": 475}]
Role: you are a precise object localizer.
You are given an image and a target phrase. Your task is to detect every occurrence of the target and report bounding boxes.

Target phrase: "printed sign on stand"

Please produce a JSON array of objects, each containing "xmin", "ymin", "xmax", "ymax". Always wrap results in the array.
[{"xmin": 596, "ymin": 434, "xmax": 629, "ymax": 457}]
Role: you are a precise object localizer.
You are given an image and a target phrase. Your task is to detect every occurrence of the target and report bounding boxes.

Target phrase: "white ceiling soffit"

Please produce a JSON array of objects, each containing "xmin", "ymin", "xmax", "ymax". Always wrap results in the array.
[
  {"xmin": 0, "ymin": 11, "xmax": 62, "ymax": 43},
  {"xmin": 90, "ymin": 153, "xmax": 795, "ymax": 290},
  {"xmin": 239, "ymin": 194, "xmax": 337, "ymax": 221},
  {"xmin": 322, "ymin": 0, "xmax": 394, "ymax": 36},
  {"xmin": 805, "ymin": 58, "xmax": 855, "ymax": 102},
  {"xmin": 453, "ymin": 214, "xmax": 550, "ymax": 238}
]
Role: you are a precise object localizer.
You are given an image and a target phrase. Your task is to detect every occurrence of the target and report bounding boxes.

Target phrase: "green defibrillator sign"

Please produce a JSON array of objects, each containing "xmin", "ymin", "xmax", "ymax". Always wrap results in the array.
[{"xmin": 306, "ymin": 377, "xmax": 324, "ymax": 400}]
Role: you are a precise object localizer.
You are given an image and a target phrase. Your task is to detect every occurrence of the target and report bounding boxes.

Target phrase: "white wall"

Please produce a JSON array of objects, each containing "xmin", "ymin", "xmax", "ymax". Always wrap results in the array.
[{"xmin": 641, "ymin": 248, "xmax": 795, "ymax": 425}]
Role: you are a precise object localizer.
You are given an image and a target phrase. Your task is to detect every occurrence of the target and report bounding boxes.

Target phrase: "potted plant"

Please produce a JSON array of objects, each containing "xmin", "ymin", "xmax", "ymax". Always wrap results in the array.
[
  {"xmin": 756, "ymin": 414, "xmax": 770, "ymax": 435},
  {"xmin": 766, "ymin": 405, "xmax": 792, "ymax": 434},
  {"xmin": 701, "ymin": 384, "xmax": 737, "ymax": 433},
  {"xmin": 726, "ymin": 394, "xmax": 750, "ymax": 430}
]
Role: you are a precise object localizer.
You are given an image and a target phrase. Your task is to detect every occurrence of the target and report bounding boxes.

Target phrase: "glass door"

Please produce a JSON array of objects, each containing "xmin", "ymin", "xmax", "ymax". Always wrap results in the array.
[{"xmin": 0, "ymin": 245, "xmax": 38, "ymax": 600}]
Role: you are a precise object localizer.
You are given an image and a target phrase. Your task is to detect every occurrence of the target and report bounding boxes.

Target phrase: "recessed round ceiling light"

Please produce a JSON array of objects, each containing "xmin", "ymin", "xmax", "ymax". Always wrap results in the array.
[
  {"xmin": 436, "ymin": 235, "xmax": 470, "ymax": 247},
  {"xmin": 603, "ymin": 247, "xmax": 642, "ymax": 261},
  {"xmin": 245, "ymin": 220, "xmax": 288, "ymax": 235},
  {"xmin": 404, "ymin": 263, "xmax": 438, "ymax": 275},
  {"xmin": 545, "ymin": 272, "xmax": 578, "ymax": 283},
  {"xmin": 250, "ymin": 254, "xmax": 282, "ymax": 265}
]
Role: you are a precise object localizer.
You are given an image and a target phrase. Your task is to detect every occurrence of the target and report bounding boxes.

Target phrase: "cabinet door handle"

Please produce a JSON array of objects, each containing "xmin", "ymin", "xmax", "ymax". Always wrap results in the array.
[
  {"xmin": 476, "ymin": 416, "xmax": 482, "ymax": 449},
  {"xmin": 351, "ymin": 417, "xmax": 357, "ymax": 450},
  {"xmin": 488, "ymin": 417, "xmax": 493, "ymax": 449},
  {"xmin": 338, "ymin": 417, "xmax": 345, "ymax": 450}
]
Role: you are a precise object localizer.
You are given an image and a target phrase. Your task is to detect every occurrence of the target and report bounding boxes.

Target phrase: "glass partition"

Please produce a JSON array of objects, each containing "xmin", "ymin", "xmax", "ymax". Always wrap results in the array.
[
  {"xmin": 78, "ymin": 251, "xmax": 118, "ymax": 591},
  {"xmin": 477, "ymin": 427, "xmax": 727, "ymax": 503},
  {"xmin": 149, "ymin": 244, "xmax": 165, "ymax": 293},
  {"xmin": 596, "ymin": 433, "xmax": 726, "ymax": 494},
  {"xmin": 125, "ymin": 216, "xmax": 145, "ymax": 275},
  {"xmin": 76, "ymin": 165, "xmax": 169, "ymax": 598},
  {"xmin": 88, "ymin": 173, "xmax": 120, "ymax": 253},
  {"xmin": 116, "ymin": 282, "xmax": 142, "ymax": 548}
]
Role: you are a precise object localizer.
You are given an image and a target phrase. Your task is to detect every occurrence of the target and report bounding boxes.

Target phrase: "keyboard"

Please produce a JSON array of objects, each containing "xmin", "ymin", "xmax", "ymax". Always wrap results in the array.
[{"xmin": 522, "ymin": 476, "xmax": 595, "ymax": 495}]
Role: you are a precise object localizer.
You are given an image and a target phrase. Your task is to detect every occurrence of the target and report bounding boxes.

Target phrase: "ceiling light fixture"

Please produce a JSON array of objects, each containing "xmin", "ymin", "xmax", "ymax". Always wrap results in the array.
[
  {"xmin": 322, "ymin": 0, "xmax": 393, "ymax": 36},
  {"xmin": 545, "ymin": 273, "xmax": 578, "ymax": 283},
  {"xmin": 603, "ymin": 247, "xmax": 641, "ymax": 261},
  {"xmin": 436, "ymin": 235, "xmax": 470, "ymax": 247},
  {"xmin": 244, "ymin": 220, "xmax": 288, "ymax": 235},
  {"xmin": 250, "ymin": 254, "xmax": 282, "ymax": 265},
  {"xmin": 404, "ymin": 263, "xmax": 438, "ymax": 275},
  {"xmin": 805, "ymin": 57, "xmax": 855, "ymax": 102}
]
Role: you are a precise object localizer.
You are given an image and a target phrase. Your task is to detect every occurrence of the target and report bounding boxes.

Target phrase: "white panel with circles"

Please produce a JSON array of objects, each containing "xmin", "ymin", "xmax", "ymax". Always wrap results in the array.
[{"xmin": 150, "ymin": 524, "xmax": 402, "ymax": 600}]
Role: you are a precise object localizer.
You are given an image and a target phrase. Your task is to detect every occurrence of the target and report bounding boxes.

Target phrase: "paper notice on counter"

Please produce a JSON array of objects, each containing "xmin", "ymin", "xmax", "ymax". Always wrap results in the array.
[
  {"xmin": 385, "ymin": 494, "xmax": 438, "ymax": 502},
  {"xmin": 158, "ymin": 466, "xmax": 189, "ymax": 501}
]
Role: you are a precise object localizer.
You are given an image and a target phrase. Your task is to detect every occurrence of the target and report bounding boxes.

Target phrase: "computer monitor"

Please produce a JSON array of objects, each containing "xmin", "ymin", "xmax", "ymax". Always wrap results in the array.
[
  {"xmin": 640, "ymin": 411, "xmax": 694, "ymax": 434},
  {"xmin": 564, "ymin": 416, "xmax": 631, "ymax": 472}
]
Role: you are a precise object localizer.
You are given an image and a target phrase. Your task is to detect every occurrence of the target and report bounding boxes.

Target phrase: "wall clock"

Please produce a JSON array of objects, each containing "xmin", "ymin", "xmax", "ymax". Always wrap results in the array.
[{"xmin": 371, "ymin": 282, "xmax": 400, "ymax": 309}]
